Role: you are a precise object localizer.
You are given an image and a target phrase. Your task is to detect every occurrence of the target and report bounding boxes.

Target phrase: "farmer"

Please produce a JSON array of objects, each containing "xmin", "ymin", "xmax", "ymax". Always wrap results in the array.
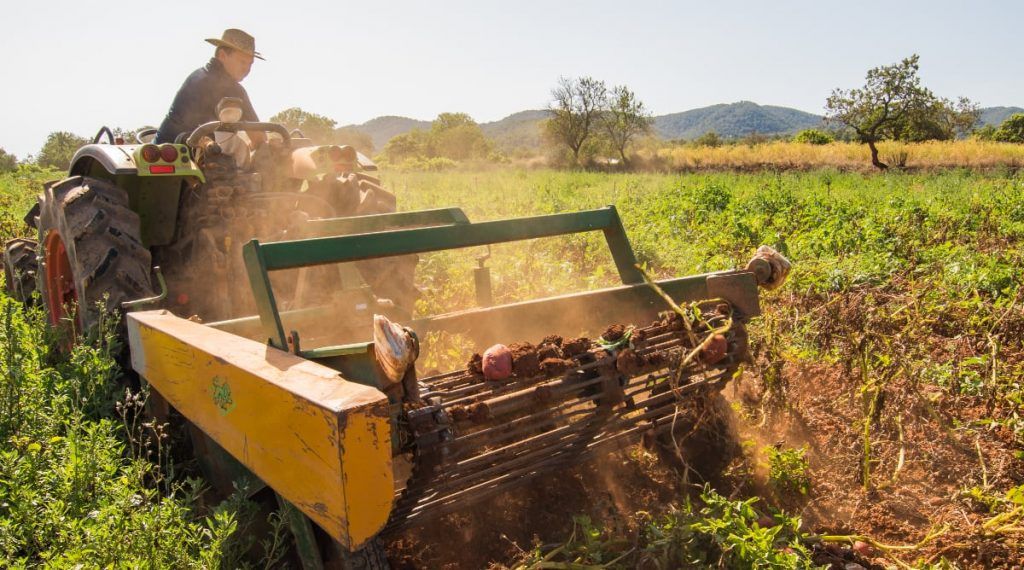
[{"xmin": 155, "ymin": 28, "xmax": 266, "ymax": 158}]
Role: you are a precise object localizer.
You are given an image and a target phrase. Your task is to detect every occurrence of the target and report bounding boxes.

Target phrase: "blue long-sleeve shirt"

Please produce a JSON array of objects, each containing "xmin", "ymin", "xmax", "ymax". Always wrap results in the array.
[{"xmin": 155, "ymin": 58, "xmax": 258, "ymax": 143}]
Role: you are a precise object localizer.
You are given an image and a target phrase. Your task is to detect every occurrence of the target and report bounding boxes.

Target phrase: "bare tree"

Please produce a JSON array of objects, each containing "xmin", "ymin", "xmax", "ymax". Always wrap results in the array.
[
  {"xmin": 601, "ymin": 85, "xmax": 653, "ymax": 164},
  {"xmin": 546, "ymin": 76, "xmax": 607, "ymax": 165}
]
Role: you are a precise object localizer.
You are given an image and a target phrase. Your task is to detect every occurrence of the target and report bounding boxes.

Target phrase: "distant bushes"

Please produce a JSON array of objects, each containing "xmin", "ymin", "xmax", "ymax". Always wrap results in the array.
[
  {"xmin": 379, "ymin": 113, "xmax": 497, "ymax": 168},
  {"xmin": 793, "ymin": 128, "xmax": 834, "ymax": 145}
]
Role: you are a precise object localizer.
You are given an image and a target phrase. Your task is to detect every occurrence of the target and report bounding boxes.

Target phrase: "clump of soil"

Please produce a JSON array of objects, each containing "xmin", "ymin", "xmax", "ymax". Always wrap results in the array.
[
  {"xmin": 655, "ymin": 310, "xmax": 684, "ymax": 331},
  {"xmin": 540, "ymin": 335, "xmax": 563, "ymax": 347},
  {"xmin": 508, "ymin": 342, "xmax": 541, "ymax": 378},
  {"xmin": 466, "ymin": 353, "xmax": 483, "ymax": 375},
  {"xmin": 615, "ymin": 348, "xmax": 644, "ymax": 375},
  {"xmin": 646, "ymin": 351, "xmax": 668, "ymax": 368},
  {"xmin": 540, "ymin": 357, "xmax": 573, "ymax": 376},
  {"xmin": 536, "ymin": 343, "xmax": 562, "ymax": 362},
  {"xmin": 601, "ymin": 324, "xmax": 626, "ymax": 342},
  {"xmin": 562, "ymin": 337, "xmax": 590, "ymax": 358}
]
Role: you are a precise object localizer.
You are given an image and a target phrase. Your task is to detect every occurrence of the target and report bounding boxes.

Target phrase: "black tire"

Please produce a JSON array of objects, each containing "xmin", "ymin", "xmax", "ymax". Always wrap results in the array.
[
  {"xmin": 37, "ymin": 176, "xmax": 153, "ymax": 332},
  {"xmin": 334, "ymin": 538, "xmax": 390, "ymax": 570},
  {"xmin": 3, "ymin": 238, "xmax": 38, "ymax": 304}
]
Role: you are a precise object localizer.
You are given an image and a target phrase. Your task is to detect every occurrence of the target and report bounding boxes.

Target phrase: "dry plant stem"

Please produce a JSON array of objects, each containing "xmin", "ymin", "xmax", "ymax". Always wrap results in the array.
[
  {"xmin": 890, "ymin": 416, "xmax": 905, "ymax": 484},
  {"xmin": 634, "ymin": 264, "xmax": 699, "ymax": 347},
  {"xmin": 976, "ymin": 436, "xmax": 988, "ymax": 489}
]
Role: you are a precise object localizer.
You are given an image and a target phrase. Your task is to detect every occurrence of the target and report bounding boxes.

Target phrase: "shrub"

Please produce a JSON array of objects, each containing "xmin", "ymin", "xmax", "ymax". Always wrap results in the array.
[
  {"xmin": 994, "ymin": 113, "xmax": 1024, "ymax": 143},
  {"xmin": 692, "ymin": 131, "xmax": 723, "ymax": 147},
  {"xmin": 793, "ymin": 128, "xmax": 834, "ymax": 145}
]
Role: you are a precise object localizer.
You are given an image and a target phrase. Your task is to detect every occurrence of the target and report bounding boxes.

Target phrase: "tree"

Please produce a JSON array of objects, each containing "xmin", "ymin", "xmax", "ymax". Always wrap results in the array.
[
  {"xmin": 973, "ymin": 124, "xmax": 998, "ymax": 141},
  {"xmin": 269, "ymin": 107, "xmax": 338, "ymax": 143},
  {"xmin": 545, "ymin": 76, "xmax": 607, "ymax": 165},
  {"xmin": 36, "ymin": 131, "xmax": 88, "ymax": 170},
  {"xmin": 381, "ymin": 130, "xmax": 430, "ymax": 163},
  {"xmin": 883, "ymin": 96, "xmax": 979, "ymax": 142},
  {"xmin": 825, "ymin": 55, "xmax": 977, "ymax": 170},
  {"xmin": 993, "ymin": 113, "xmax": 1024, "ymax": 143},
  {"xmin": 600, "ymin": 85, "xmax": 653, "ymax": 164},
  {"xmin": 431, "ymin": 112, "xmax": 476, "ymax": 133},
  {"xmin": 430, "ymin": 113, "xmax": 490, "ymax": 160},
  {"xmin": 0, "ymin": 148, "xmax": 17, "ymax": 173}
]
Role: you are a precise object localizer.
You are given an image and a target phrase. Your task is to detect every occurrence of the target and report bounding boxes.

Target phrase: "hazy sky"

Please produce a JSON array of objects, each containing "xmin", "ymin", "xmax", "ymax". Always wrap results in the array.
[{"xmin": 1, "ymin": 0, "xmax": 1020, "ymax": 158}]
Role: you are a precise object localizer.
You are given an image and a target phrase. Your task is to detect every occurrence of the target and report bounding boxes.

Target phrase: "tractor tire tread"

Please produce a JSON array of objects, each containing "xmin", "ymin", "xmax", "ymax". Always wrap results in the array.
[
  {"xmin": 38, "ymin": 175, "xmax": 153, "ymax": 330},
  {"xmin": 3, "ymin": 238, "xmax": 39, "ymax": 304}
]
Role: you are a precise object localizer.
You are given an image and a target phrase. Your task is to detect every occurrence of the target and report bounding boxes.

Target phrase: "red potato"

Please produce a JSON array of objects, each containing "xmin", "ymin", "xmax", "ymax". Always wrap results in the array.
[
  {"xmin": 699, "ymin": 334, "xmax": 728, "ymax": 364},
  {"xmin": 852, "ymin": 540, "xmax": 874, "ymax": 557},
  {"xmin": 482, "ymin": 344, "xmax": 513, "ymax": 380}
]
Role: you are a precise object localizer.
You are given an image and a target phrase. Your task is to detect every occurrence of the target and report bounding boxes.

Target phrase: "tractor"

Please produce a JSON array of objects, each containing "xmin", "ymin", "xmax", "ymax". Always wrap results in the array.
[
  {"xmin": 3, "ymin": 109, "xmax": 790, "ymax": 568},
  {"xmin": 3, "ymin": 110, "xmax": 415, "ymax": 331}
]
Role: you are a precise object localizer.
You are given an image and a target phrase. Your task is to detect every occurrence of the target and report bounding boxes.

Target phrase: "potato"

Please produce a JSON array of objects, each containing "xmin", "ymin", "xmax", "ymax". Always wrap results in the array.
[{"xmin": 482, "ymin": 344, "xmax": 513, "ymax": 380}]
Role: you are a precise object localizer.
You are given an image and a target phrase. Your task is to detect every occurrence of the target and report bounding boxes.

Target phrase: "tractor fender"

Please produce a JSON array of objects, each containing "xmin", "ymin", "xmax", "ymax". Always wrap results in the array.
[{"xmin": 69, "ymin": 144, "xmax": 141, "ymax": 177}]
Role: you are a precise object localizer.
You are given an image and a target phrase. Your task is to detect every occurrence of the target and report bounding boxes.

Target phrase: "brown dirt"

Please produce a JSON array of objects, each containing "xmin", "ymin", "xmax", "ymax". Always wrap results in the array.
[
  {"xmin": 561, "ymin": 337, "xmax": 591, "ymax": 358},
  {"xmin": 536, "ymin": 343, "xmax": 562, "ymax": 362},
  {"xmin": 508, "ymin": 342, "xmax": 541, "ymax": 378},
  {"xmin": 614, "ymin": 348, "xmax": 644, "ymax": 375},
  {"xmin": 540, "ymin": 335, "xmax": 563, "ymax": 347},
  {"xmin": 540, "ymin": 357, "xmax": 573, "ymax": 376},
  {"xmin": 600, "ymin": 324, "xmax": 626, "ymax": 342},
  {"xmin": 386, "ymin": 443, "xmax": 686, "ymax": 570},
  {"xmin": 720, "ymin": 360, "xmax": 1024, "ymax": 569},
  {"xmin": 466, "ymin": 353, "xmax": 483, "ymax": 375}
]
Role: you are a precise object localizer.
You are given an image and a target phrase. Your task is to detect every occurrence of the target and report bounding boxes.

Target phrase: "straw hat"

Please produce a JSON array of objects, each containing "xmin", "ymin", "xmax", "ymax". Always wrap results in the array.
[{"xmin": 205, "ymin": 28, "xmax": 265, "ymax": 60}]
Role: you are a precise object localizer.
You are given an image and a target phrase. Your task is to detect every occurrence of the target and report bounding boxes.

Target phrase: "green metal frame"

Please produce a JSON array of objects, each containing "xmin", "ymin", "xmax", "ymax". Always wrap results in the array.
[
  {"xmin": 243, "ymin": 206, "xmax": 642, "ymax": 350},
  {"xmin": 304, "ymin": 207, "xmax": 469, "ymax": 235}
]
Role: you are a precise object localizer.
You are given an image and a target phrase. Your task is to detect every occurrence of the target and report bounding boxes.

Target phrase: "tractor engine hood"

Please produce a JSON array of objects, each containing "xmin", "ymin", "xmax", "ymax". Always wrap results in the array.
[{"xmin": 290, "ymin": 145, "xmax": 377, "ymax": 181}]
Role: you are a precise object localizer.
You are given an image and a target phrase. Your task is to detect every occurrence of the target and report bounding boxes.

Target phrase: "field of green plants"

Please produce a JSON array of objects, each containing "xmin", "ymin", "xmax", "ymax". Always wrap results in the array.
[{"xmin": 4, "ymin": 166, "xmax": 1024, "ymax": 568}]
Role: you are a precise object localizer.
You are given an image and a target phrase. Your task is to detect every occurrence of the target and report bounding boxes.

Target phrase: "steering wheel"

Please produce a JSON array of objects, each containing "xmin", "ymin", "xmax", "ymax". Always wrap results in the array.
[{"xmin": 186, "ymin": 121, "xmax": 292, "ymax": 149}]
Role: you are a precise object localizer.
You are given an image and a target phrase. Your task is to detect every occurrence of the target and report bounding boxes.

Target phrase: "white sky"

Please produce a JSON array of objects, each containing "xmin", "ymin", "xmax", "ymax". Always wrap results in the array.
[{"xmin": 1, "ymin": 0, "xmax": 1020, "ymax": 158}]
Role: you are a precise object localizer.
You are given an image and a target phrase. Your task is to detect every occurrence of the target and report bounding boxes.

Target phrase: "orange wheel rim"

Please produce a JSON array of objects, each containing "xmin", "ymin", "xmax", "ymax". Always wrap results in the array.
[{"xmin": 43, "ymin": 230, "xmax": 79, "ymax": 331}]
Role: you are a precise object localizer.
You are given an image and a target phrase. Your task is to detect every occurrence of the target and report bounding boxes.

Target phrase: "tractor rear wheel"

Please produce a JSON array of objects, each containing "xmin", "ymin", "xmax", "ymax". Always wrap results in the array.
[
  {"xmin": 37, "ymin": 176, "xmax": 153, "ymax": 334},
  {"xmin": 3, "ymin": 238, "xmax": 38, "ymax": 304}
]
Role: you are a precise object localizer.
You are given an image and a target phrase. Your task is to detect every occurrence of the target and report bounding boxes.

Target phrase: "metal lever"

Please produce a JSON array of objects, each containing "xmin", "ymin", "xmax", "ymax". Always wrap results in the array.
[{"xmin": 121, "ymin": 266, "xmax": 168, "ymax": 310}]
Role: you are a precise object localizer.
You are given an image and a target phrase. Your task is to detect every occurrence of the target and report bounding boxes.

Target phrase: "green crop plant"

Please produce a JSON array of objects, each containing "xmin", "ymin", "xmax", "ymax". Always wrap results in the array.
[{"xmin": 766, "ymin": 445, "xmax": 811, "ymax": 496}]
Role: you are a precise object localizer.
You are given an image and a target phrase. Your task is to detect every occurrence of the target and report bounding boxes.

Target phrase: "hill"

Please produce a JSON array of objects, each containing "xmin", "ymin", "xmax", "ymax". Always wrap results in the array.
[
  {"xmin": 653, "ymin": 101, "xmax": 823, "ymax": 140},
  {"xmin": 480, "ymin": 110, "xmax": 551, "ymax": 151},
  {"xmin": 345, "ymin": 115, "xmax": 431, "ymax": 150},
  {"xmin": 345, "ymin": 103, "xmax": 1022, "ymax": 151},
  {"xmin": 980, "ymin": 106, "xmax": 1024, "ymax": 127}
]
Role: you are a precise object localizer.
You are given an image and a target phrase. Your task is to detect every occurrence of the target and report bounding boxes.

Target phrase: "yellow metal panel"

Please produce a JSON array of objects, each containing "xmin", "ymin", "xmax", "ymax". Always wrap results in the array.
[{"xmin": 126, "ymin": 310, "xmax": 393, "ymax": 550}]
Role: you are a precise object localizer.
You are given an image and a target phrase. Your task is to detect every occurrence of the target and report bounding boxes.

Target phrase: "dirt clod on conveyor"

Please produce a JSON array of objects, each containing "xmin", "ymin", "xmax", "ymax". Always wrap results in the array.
[
  {"xmin": 508, "ymin": 342, "xmax": 541, "ymax": 378},
  {"xmin": 600, "ymin": 323, "xmax": 626, "ymax": 342}
]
